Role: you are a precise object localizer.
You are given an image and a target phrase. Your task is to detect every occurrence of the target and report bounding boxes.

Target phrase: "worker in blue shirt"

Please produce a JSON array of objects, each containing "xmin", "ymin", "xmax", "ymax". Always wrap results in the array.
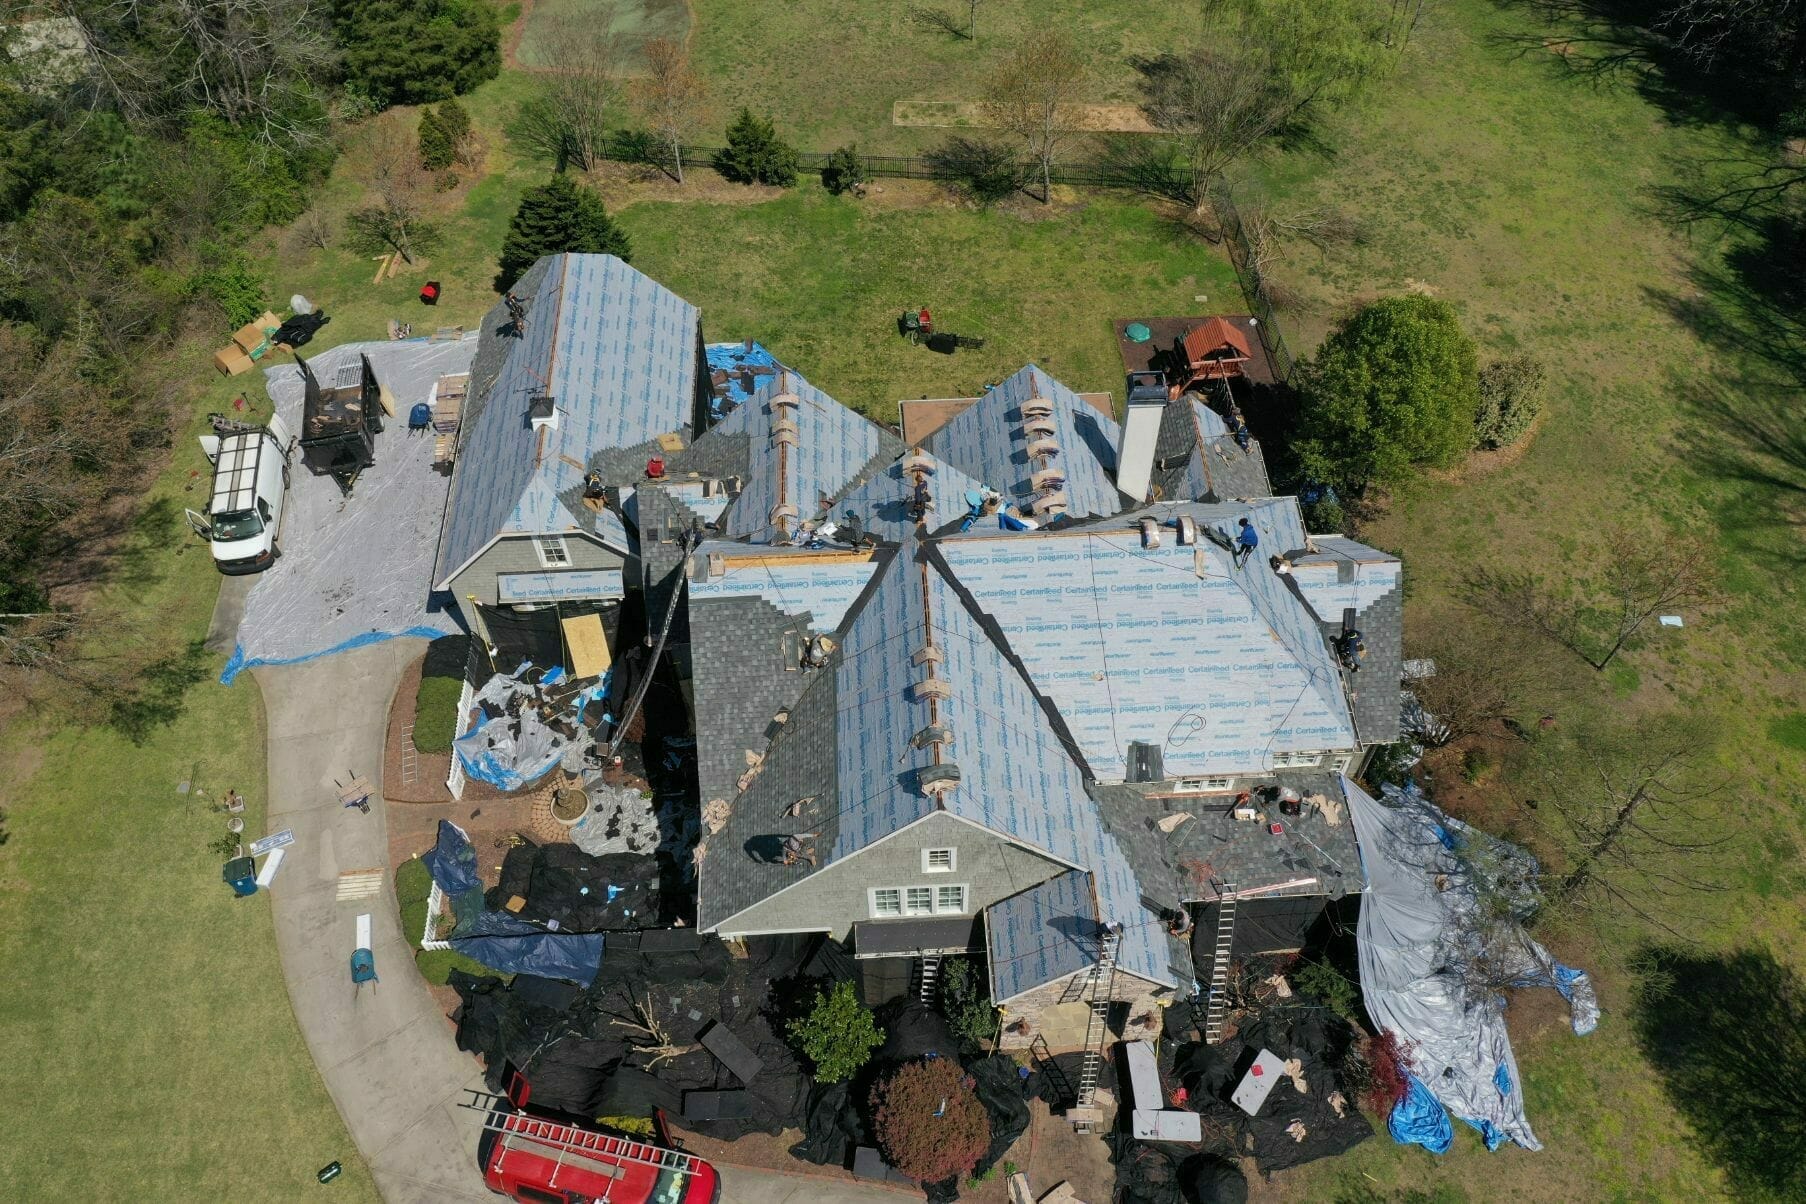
[{"xmin": 1235, "ymin": 517, "xmax": 1259, "ymax": 566}]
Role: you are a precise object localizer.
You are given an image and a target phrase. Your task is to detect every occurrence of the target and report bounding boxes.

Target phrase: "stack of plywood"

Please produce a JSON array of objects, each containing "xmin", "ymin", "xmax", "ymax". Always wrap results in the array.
[{"xmin": 432, "ymin": 373, "xmax": 468, "ymax": 465}]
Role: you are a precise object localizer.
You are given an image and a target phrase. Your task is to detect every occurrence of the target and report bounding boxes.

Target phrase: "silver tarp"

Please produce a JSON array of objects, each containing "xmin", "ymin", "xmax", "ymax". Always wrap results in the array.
[{"xmin": 1347, "ymin": 776, "xmax": 1598, "ymax": 1152}]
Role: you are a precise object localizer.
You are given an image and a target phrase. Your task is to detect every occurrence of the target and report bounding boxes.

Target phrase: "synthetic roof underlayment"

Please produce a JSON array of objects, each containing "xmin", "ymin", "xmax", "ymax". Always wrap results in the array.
[
  {"xmin": 685, "ymin": 541, "xmax": 879, "ymax": 635},
  {"xmin": 939, "ymin": 498, "xmax": 1357, "ymax": 780},
  {"xmin": 709, "ymin": 369, "xmax": 900, "ymax": 542},
  {"xmin": 985, "ymin": 868, "xmax": 1099, "ymax": 1003},
  {"xmin": 829, "ymin": 449, "xmax": 994, "ymax": 543},
  {"xmin": 1287, "ymin": 535, "xmax": 1403, "ymax": 617},
  {"xmin": 436, "ymin": 254, "xmax": 697, "ymax": 588},
  {"xmin": 832, "ymin": 537, "xmax": 1172, "ymax": 988},
  {"xmin": 925, "ymin": 365, "xmax": 1126, "ymax": 522}
]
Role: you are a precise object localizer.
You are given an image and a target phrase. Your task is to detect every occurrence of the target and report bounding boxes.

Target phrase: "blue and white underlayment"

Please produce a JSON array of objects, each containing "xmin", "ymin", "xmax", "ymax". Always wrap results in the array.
[{"xmin": 219, "ymin": 337, "xmax": 478, "ymax": 683}]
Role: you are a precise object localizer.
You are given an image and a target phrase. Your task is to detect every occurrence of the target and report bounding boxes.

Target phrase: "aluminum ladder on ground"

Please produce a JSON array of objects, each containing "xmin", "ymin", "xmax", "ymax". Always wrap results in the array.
[
  {"xmin": 1204, "ymin": 883, "xmax": 1239, "ymax": 1044},
  {"xmin": 1071, "ymin": 925, "xmax": 1121, "ymax": 1132},
  {"xmin": 461, "ymin": 1089, "xmax": 708, "ymax": 1182},
  {"xmin": 916, "ymin": 954, "xmax": 941, "ymax": 1007},
  {"xmin": 1030, "ymin": 1033, "xmax": 1076, "ymax": 1109}
]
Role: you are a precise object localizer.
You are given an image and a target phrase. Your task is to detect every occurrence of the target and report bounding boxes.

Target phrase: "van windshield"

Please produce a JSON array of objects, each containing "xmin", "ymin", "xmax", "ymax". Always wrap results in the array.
[{"xmin": 212, "ymin": 509, "xmax": 264, "ymax": 541}]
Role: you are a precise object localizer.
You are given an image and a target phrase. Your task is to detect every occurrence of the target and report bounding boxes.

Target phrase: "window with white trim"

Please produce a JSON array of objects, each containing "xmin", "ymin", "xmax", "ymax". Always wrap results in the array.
[
  {"xmin": 935, "ymin": 884, "xmax": 966, "ymax": 913},
  {"xmin": 904, "ymin": 886, "xmax": 934, "ymax": 916},
  {"xmin": 923, "ymin": 847, "xmax": 956, "ymax": 873},
  {"xmin": 869, "ymin": 882, "xmax": 970, "ymax": 918},
  {"xmin": 535, "ymin": 536, "xmax": 571, "ymax": 568},
  {"xmin": 1271, "ymin": 750, "xmax": 1322, "ymax": 769},
  {"xmin": 1173, "ymin": 777, "xmax": 1235, "ymax": 794},
  {"xmin": 871, "ymin": 888, "xmax": 902, "ymax": 917}
]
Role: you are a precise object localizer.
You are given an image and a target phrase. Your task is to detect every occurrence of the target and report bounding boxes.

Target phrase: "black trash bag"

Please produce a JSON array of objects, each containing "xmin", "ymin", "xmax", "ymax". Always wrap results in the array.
[
  {"xmin": 874, "ymin": 999, "xmax": 958, "ymax": 1065},
  {"xmin": 1180, "ymin": 1154, "xmax": 1249, "ymax": 1204},
  {"xmin": 1112, "ymin": 1135, "xmax": 1187, "ymax": 1204},
  {"xmin": 788, "ymin": 1081, "xmax": 867, "ymax": 1167},
  {"xmin": 968, "ymin": 1055, "xmax": 1032, "ymax": 1175},
  {"xmin": 519, "ymin": 1036, "xmax": 623, "ymax": 1118}
]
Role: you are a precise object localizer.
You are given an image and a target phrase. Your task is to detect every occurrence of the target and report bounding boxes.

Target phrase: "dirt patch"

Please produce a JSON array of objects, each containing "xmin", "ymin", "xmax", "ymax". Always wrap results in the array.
[
  {"xmin": 586, "ymin": 161, "xmax": 792, "ymax": 208},
  {"xmin": 1426, "ymin": 409, "xmax": 1547, "ymax": 485},
  {"xmin": 892, "ymin": 99, "xmax": 1157, "ymax": 133},
  {"xmin": 1415, "ymin": 730, "xmax": 1537, "ymax": 846}
]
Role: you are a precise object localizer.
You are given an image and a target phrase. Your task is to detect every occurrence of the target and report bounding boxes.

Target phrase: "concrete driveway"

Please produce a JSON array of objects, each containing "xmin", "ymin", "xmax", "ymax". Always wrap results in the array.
[{"xmin": 258, "ymin": 639, "xmax": 909, "ymax": 1204}]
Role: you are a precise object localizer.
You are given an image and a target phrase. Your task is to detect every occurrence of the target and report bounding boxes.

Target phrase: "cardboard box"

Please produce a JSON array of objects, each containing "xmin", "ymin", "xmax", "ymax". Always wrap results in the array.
[
  {"xmin": 213, "ymin": 345, "xmax": 255, "ymax": 376},
  {"xmin": 231, "ymin": 311, "xmax": 283, "ymax": 354}
]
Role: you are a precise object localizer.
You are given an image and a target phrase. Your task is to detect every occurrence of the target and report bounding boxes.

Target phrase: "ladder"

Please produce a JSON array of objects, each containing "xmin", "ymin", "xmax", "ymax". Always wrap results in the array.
[
  {"xmin": 1204, "ymin": 884, "xmax": 1239, "ymax": 1044},
  {"xmin": 917, "ymin": 954, "xmax": 941, "ymax": 1007},
  {"xmin": 1030, "ymin": 1033, "xmax": 1075, "ymax": 1108},
  {"xmin": 462, "ymin": 1090, "xmax": 707, "ymax": 1183},
  {"xmin": 1072, "ymin": 925, "xmax": 1121, "ymax": 1132}
]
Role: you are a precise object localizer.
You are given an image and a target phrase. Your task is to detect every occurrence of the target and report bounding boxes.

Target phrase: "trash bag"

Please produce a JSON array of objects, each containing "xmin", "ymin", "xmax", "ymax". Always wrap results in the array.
[{"xmin": 1181, "ymin": 1154, "xmax": 1249, "ymax": 1204}]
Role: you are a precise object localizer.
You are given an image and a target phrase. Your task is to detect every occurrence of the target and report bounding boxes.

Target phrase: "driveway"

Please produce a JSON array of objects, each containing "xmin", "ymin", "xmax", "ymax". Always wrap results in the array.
[{"xmin": 258, "ymin": 639, "xmax": 909, "ymax": 1204}]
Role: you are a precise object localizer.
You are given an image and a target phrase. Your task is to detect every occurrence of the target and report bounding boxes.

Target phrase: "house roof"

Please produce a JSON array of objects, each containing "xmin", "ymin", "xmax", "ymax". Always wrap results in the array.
[
  {"xmin": 985, "ymin": 869, "xmax": 1099, "ymax": 1003},
  {"xmin": 435, "ymin": 254, "xmax": 698, "ymax": 587},
  {"xmin": 707, "ymin": 369, "xmax": 902, "ymax": 542},
  {"xmin": 828, "ymin": 449, "xmax": 995, "ymax": 543},
  {"xmin": 938, "ymin": 499, "xmax": 1359, "ymax": 779},
  {"xmin": 1183, "ymin": 317, "xmax": 1253, "ymax": 366},
  {"xmin": 694, "ymin": 537, "xmax": 1174, "ymax": 988},
  {"xmin": 925, "ymin": 365, "xmax": 1125, "ymax": 522},
  {"xmin": 1152, "ymin": 398, "xmax": 1271, "ymax": 503},
  {"xmin": 686, "ymin": 541, "xmax": 879, "ymax": 635},
  {"xmin": 1288, "ymin": 535, "xmax": 1405, "ymax": 744}
]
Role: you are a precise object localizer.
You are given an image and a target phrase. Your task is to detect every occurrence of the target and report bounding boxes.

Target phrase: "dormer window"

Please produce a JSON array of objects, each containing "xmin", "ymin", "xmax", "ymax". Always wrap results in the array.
[{"xmin": 923, "ymin": 848, "xmax": 956, "ymax": 873}]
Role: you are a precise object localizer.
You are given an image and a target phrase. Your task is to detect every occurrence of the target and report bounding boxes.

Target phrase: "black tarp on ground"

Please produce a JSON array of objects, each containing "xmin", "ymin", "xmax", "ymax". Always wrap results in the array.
[
  {"xmin": 487, "ymin": 839, "xmax": 664, "ymax": 931},
  {"xmin": 1111, "ymin": 1138, "xmax": 1251, "ymax": 1204}
]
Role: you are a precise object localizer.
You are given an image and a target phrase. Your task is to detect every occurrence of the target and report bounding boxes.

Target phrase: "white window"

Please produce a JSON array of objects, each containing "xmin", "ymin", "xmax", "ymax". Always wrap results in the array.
[
  {"xmin": 1173, "ymin": 777, "xmax": 1234, "ymax": 794},
  {"xmin": 535, "ymin": 536, "xmax": 571, "ymax": 568},
  {"xmin": 935, "ymin": 884, "xmax": 967, "ymax": 914},
  {"xmin": 923, "ymin": 848, "xmax": 956, "ymax": 873},
  {"xmin": 904, "ymin": 887, "xmax": 934, "ymax": 916},
  {"xmin": 1271, "ymin": 751, "xmax": 1322, "ymax": 769},
  {"xmin": 871, "ymin": 888, "xmax": 902, "ymax": 918}
]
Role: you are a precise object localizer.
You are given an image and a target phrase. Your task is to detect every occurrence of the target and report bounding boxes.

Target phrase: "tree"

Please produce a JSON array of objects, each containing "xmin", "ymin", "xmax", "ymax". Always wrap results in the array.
[
  {"xmin": 786, "ymin": 981, "xmax": 883, "ymax": 1084},
  {"xmin": 984, "ymin": 30, "xmax": 1087, "ymax": 203},
  {"xmin": 908, "ymin": 0, "xmax": 987, "ymax": 42},
  {"xmin": 343, "ymin": 122, "xmax": 438, "ymax": 263},
  {"xmin": 869, "ymin": 1058, "xmax": 992, "ymax": 1182},
  {"xmin": 436, "ymin": 98, "xmax": 473, "ymax": 164},
  {"xmin": 1293, "ymin": 295, "xmax": 1479, "ymax": 493},
  {"xmin": 820, "ymin": 144, "xmax": 869, "ymax": 196},
  {"xmin": 1464, "ymin": 524, "xmax": 1715, "ymax": 671},
  {"xmin": 496, "ymin": 174, "xmax": 632, "ymax": 290},
  {"xmin": 937, "ymin": 957, "xmax": 997, "ymax": 1048},
  {"xmin": 1134, "ymin": 45, "xmax": 1294, "ymax": 210},
  {"xmin": 1474, "ymin": 355, "xmax": 1546, "ymax": 449},
  {"xmin": 1530, "ymin": 715, "xmax": 1725, "ymax": 927},
  {"xmin": 713, "ymin": 109, "xmax": 799, "ymax": 186},
  {"xmin": 418, "ymin": 108, "xmax": 454, "ymax": 170},
  {"xmin": 330, "ymin": 0, "xmax": 500, "ymax": 108},
  {"xmin": 1403, "ymin": 614, "xmax": 1553, "ymax": 747},
  {"xmin": 925, "ymin": 135, "xmax": 1024, "ymax": 205},
  {"xmin": 510, "ymin": 9, "xmax": 621, "ymax": 171},
  {"xmin": 631, "ymin": 37, "xmax": 703, "ymax": 184}
]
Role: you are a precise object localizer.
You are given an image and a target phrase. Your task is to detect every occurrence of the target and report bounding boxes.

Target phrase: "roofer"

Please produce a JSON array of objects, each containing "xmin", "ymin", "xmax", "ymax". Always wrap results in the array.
[
  {"xmin": 1224, "ymin": 401, "xmax": 1252, "ymax": 452},
  {"xmin": 1234, "ymin": 517, "xmax": 1259, "ymax": 566},
  {"xmin": 1336, "ymin": 629, "xmax": 1367, "ymax": 672}
]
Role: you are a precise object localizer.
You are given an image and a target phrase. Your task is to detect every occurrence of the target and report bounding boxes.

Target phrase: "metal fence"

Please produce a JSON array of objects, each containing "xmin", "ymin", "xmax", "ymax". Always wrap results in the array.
[{"xmin": 1208, "ymin": 179, "xmax": 1297, "ymax": 382}]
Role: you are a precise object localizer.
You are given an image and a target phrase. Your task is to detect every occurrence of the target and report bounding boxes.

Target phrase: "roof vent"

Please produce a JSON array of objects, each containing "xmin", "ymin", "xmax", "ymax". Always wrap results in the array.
[
  {"xmin": 910, "ymin": 724, "xmax": 954, "ymax": 750},
  {"xmin": 771, "ymin": 391, "xmax": 800, "ymax": 411},
  {"xmin": 1175, "ymin": 515, "xmax": 1198, "ymax": 545},
  {"xmin": 1030, "ymin": 490, "xmax": 1069, "ymax": 517},
  {"xmin": 529, "ymin": 393, "xmax": 557, "ymax": 432},
  {"xmin": 917, "ymin": 763, "xmax": 962, "ymax": 797},
  {"xmin": 1140, "ymin": 517, "xmax": 1161, "ymax": 548},
  {"xmin": 1023, "ymin": 416, "xmax": 1057, "ymax": 439},
  {"xmin": 911, "ymin": 645, "xmax": 944, "ymax": 667},
  {"xmin": 1026, "ymin": 437, "xmax": 1061, "ymax": 461},
  {"xmin": 1031, "ymin": 467, "xmax": 1067, "ymax": 494},
  {"xmin": 903, "ymin": 452, "xmax": 936, "ymax": 477},
  {"xmin": 1021, "ymin": 398, "xmax": 1054, "ymax": 419},
  {"xmin": 913, "ymin": 677, "xmax": 953, "ymax": 701}
]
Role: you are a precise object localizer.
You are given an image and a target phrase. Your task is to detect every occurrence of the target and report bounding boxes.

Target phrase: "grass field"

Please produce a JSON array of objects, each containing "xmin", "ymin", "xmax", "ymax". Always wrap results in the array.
[
  {"xmin": 512, "ymin": 0, "xmax": 688, "ymax": 73},
  {"xmin": 0, "ymin": 354, "xmax": 377, "ymax": 1199}
]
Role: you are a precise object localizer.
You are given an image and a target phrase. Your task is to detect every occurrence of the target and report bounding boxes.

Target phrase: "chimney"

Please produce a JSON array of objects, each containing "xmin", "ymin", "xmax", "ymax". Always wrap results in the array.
[
  {"xmin": 1115, "ymin": 372, "xmax": 1168, "ymax": 505},
  {"xmin": 529, "ymin": 392, "xmax": 558, "ymax": 434}
]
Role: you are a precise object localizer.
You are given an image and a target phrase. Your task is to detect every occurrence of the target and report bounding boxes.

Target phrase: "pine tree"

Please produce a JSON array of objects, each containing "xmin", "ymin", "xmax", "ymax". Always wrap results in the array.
[
  {"xmin": 418, "ymin": 108, "xmax": 453, "ymax": 170},
  {"xmin": 495, "ymin": 174, "xmax": 632, "ymax": 291},
  {"xmin": 713, "ymin": 108, "xmax": 799, "ymax": 186},
  {"xmin": 436, "ymin": 98, "xmax": 472, "ymax": 152}
]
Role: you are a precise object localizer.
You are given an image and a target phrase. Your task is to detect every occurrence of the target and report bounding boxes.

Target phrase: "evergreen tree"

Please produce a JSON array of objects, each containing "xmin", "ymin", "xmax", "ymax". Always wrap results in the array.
[
  {"xmin": 713, "ymin": 108, "xmax": 799, "ymax": 186},
  {"xmin": 495, "ymin": 174, "xmax": 632, "ymax": 290},
  {"xmin": 332, "ymin": 0, "xmax": 501, "ymax": 108},
  {"xmin": 418, "ymin": 108, "xmax": 453, "ymax": 170},
  {"xmin": 435, "ymin": 98, "xmax": 472, "ymax": 148}
]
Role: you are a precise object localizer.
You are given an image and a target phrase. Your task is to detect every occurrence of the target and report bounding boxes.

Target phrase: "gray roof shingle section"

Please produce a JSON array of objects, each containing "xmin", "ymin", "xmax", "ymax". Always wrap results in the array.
[
  {"xmin": 696, "ymin": 645, "xmax": 842, "ymax": 930},
  {"xmin": 688, "ymin": 593, "xmax": 817, "ymax": 812},
  {"xmin": 925, "ymin": 365, "xmax": 1126, "ymax": 521},
  {"xmin": 435, "ymin": 254, "xmax": 698, "ymax": 586},
  {"xmin": 938, "ymin": 499, "xmax": 1357, "ymax": 780},
  {"xmin": 1286, "ymin": 535, "xmax": 1404, "ymax": 745},
  {"xmin": 986, "ymin": 869, "xmax": 1097, "ymax": 1002},
  {"xmin": 1150, "ymin": 400, "xmax": 1271, "ymax": 503}
]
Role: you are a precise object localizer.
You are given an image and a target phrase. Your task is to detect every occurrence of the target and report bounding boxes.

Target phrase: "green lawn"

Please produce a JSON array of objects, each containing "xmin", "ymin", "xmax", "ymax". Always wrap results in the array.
[
  {"xmin": 0, "ymin": 351, "xmax": 377, "ymax": 1199},
  {"xmin": 513, "ymin": 0, "xmax": 688, "ymax": 72}
]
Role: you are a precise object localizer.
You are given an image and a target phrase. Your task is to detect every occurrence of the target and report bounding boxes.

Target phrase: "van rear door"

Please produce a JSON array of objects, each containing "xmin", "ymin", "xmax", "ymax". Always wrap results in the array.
[
  {"xmin": 268, "ymin": 410, "xmax": 295, "ymax": 454},
  {"xmin": 184, "ymin": 508, "xmax": 212, "ymax": 539}
]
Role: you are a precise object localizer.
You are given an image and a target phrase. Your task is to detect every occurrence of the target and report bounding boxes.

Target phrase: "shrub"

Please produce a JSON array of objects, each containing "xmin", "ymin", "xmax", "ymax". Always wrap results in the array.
[
  {"xmin": 821, "ymin": 144, "xmax": 870, "ymax": 195},
  {"xmin": 870, "ymin": 1058, "xmax": 992, "ymax": 1182},
  {"xmin": 189, "ymin": 250, "xmax": 266, "ymax": 328},
  {"xmin": 435, "ymin": 98, "xmax": 472, "ymax": 149},
  {"xmin": 1294, "ymin": 958, "xmax": 1360, "ymax": 1021},
  {"xmin": 610, "ymin": 128, "xmax": 658, "ymax": 164},
  {"xmin": 1461, "ymin": 745, "xmax": 1497, "ymax": 783},
  {"xmin": 413, "ymin": 671, "xmax": 464, "ymax": 754},
  {"xmin": 713, "ymin": 108, "xmax": 800, "ymax": 186},
  {"xmin": 938, "ymin": 957, "xmax": 997, "ymax": 1048},
  {"xmin": 496, "ymin": 173, "xmax": 632, "ymax": 290},
  {"xmin": 418, "ymin": 108, "xmax": 454, "ymax": 170},
  {"xmin": 926, "ymin": 135, "xmax": 1024, "ymax": 205},
  {"xmin": 1358, "ymin": 1029, "xmax": 1414, "ymax": 1117},
  {"xmin": 1361, "ymin": 740, "xmax": 1417, "ymax": 790},
  {"xmin": 1474, "ymin": 354, "xmax": 1546, "ymax": 449},
  {"xmin": 787, "ymin": 981, "xmax": 884, "ymax": 1083},
  {"xmin": 1293, "ymin": 295, "xmax": 1480, "ymax": 493},
  {"xmin": 1301, "ymin": 494, "xmax": 1346, "ymax": 533}
]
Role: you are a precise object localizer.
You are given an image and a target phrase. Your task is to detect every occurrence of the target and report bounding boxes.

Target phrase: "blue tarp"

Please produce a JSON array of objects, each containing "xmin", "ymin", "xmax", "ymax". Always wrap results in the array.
[
  {"xmin": 706, "ymin": 341, "xmax": 780, "ymax": 417},
  {"xmin": 422, "ymin": 819, "xmax": 483, "ymax": 897},
  {"xmin": 450, "ymin": 911, "xmax": 605, "ymax": 987},
  {"xmin": 1389, "ymin": 1075, "xmax": 1454, "ymax": 1155}
]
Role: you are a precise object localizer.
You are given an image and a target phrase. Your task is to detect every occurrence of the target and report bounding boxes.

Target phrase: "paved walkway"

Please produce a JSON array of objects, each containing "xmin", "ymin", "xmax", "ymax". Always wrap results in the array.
[{"xmin": 259, "ymin": 639, "xmax": 906, "ymax": 1204}]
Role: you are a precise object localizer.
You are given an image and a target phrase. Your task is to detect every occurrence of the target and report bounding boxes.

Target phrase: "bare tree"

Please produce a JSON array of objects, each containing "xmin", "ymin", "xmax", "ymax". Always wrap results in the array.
[
  {"xmin": 908, "ymin": 0, "xmax": 987, "ymax": 41},
  {"xmin": 1467, "ymin": 527, "xmax": 1714, "ymax": 671},
  {"xmin": 632, "ymin": 37, "xmax": 703, "ymax": 184},
  {"xmin": 983, "ymin": 30, "xmax": 1087, "ymax": 203},
  {"xmin": 1531, "ymin": 716, "xmax": 1726, "ymax": 929},
  {"xmin": 1404, "ymin": 614, "xmax": 1552, "ymax": 747},
  {"xmin": 1135, "ymin": 46, "xmax": 1293, "ymax": 212},
  {"xmin": 514, "ymin": 8, "xmax": 622, "ymax": 171},
  {"xmin": 343, "ymin": 122, "xmax": 438, "ymax": 263}
]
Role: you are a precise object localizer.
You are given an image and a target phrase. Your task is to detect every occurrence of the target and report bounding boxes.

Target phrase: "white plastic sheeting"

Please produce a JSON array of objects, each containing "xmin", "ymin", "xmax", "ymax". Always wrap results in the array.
[
  {"xmin": 453, "ymin": 669, "xmax": 569, "ymax": 792},
  {"xmin": 1347, "ymin": 776, "xmax": 1597, "ymax": 1152},
  {"xmin": 221, "ymin": 338, "xmax": 478, "ymax": 682},
  {"xmin": 569, "ymin": 782, "xmax": 661, "ymax": 856}
]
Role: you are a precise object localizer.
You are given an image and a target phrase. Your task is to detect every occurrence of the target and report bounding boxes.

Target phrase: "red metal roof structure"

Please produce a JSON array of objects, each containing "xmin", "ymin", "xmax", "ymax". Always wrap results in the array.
[{"xmin": 1181, "ymin": 317, "xmax": 1253, "ymax": 379}]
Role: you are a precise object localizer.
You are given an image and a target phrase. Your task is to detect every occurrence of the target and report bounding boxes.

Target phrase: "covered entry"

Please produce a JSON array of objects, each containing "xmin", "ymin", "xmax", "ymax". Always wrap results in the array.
[{"xmin": 476, "ymin": 567, "xmax": 625, "ymax": 677}]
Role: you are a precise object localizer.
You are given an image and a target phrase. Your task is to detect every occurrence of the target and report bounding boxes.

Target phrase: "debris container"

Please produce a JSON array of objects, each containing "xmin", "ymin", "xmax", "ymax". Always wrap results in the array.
[{"xmin": 222, "ymin": 856, "xmax": 257, "ymax": 897}]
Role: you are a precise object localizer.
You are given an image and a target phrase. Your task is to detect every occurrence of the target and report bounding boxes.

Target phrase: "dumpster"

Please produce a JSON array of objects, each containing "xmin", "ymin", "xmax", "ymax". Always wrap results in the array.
[{"xmin": 222, "ymin": 856, "xmax": 258, "ymax": 897}]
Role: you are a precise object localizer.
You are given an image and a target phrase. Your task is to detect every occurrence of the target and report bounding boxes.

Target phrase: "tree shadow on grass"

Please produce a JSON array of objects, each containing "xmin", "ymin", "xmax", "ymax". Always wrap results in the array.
[
  {"xmin": 106, "ymin": 638, "xmax": 210, "ymax": 744},
  {"xmin": 1630, "ymin": 945, "xmax": 1806, "ymax": 1201}
]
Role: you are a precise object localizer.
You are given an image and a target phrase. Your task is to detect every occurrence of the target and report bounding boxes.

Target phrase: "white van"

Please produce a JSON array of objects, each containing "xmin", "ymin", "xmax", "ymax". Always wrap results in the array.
[{"xmin": 188, "ymin": 413, "xmax": 294, "ymax": 575}]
